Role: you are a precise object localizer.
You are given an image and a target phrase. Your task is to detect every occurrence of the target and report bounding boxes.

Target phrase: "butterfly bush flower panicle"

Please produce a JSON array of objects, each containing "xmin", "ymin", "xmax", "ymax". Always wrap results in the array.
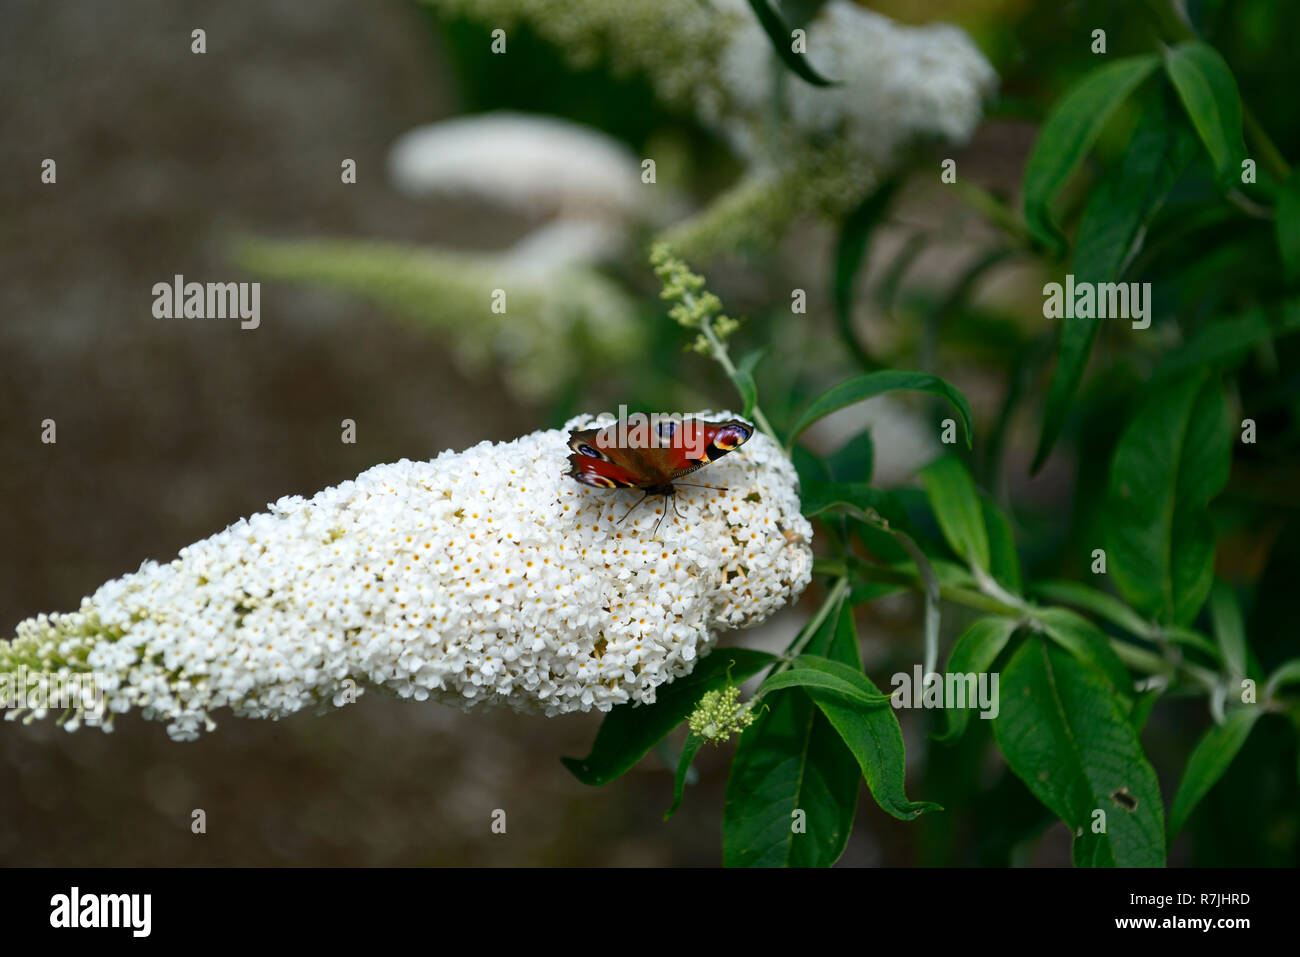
[
  {"xmin": 689, "ymin": 683, "xmax": 756, "ymax": 745},
  {"xmin": 420, "ymin": 0, "xmax": 996, "ymax": 259},
  {"xmin": 650, "ymin": 243, "xmax": 740, "ymax": 356},
  {"xmin": 3, "ymin": 416, "xmax": 813, "ymax": 741}
]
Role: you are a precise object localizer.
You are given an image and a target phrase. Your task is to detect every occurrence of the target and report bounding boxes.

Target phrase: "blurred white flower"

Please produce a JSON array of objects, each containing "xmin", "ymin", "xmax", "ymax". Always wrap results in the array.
[
  {"xmin": 3, "ymin": 414, "xmax": 812, "ymax": 741},
  {"xmin": 418, "ymin": 0, "xmax": 997, "ymax": 258},
  {"xmin": 719, "ymin": 1, "xmax": 998, "ymax": 170},
  {"xmin": 388, "ymin": 112, "xmax": 657, "ymax": 269},
  {"xmin": 390, "ymin": 112, "xmax": 645, "ymax": 220}
]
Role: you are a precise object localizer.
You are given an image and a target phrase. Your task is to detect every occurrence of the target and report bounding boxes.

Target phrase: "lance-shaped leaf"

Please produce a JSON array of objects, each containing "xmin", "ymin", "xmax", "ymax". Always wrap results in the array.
[
  {"xmin": 1163, "ymin": 42, "xmax": 1247, "ymax": 187},
  {"xmin": 1032, "ymin": 580, "xmax": 1152, "ymax": 639},
  {"xmin": 1105, "ymin": 374, "xmax": 1231, "ymax": 625},
  {"xmin": 993, "ymin": 638, "xmax": 1166, "ymax": 867},
  {"xmin": 981, "ymin": 498, "xmax": 1023, "ymax": 595},
  {"xmin": 723, "ymin": 602, "xmax": 860, "ymax": 866},
  {"xmin": 1036, "ymin": 606, "xmax": 1133, "ymax": 701},
  {"xmin": 1209, "ymin": 581, "xmax": 1248, "ymax": 678},
  {"xmin": 802, "ymin": 608, "xmax": 940, "ymax": 821},
  {"xmin": 664, "ymin": 733, "xmax": 704, "ymax": 820},
  {"xmin": 1167, "ymin": 707, "xmax": 1261, "ymax": 839},
  {"xmin": 933, "ymin": 617, "xmax": 1021, "ymax": 743},
  {"xmin": 920, "ymin": 456, "xmax": 990, "ymax": 574},
  {"xmin": 828, "ymin": 430, "xmax": 875, "ymax": 485},
  {"xmin": 1022, "ymin": 55, "xmax": 1159, "ymax": 253},
  {"xmin": 787, "ymin": 371, "xmax": 974, "ymax": 450},
  {"xmin": 1032, "ymin": 89, "xmax": 1196, "ymax": 471},
  {"xmin": 757, "ymin": 656, "xmax": 893, "ymax": 708}
]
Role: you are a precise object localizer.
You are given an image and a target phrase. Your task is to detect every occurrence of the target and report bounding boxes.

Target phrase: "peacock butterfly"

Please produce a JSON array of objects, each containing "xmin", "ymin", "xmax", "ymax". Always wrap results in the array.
[{"xmin": 565, "ymin": 414, "xmax": 754, "ymax": 535}]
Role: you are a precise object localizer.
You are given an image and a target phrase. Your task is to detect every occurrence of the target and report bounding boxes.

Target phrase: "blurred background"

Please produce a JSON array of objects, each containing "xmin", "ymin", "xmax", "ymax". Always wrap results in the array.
[{"xmin": 2, "ymin": 0, "xmax": 1297, "ymax": 866}]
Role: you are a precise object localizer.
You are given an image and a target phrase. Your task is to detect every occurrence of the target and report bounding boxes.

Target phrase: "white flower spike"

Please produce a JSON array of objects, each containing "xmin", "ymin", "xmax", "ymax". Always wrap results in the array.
[{"xmin": 3, "ymin": 414, "xmax": 813, "ymax": 741}]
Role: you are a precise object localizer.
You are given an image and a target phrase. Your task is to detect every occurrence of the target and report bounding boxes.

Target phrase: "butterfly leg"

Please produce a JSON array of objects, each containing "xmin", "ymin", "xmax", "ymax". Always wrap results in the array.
[
  {"xmin": 616, "ymin": 490, "xmax": 653, "ymax": 526},
  {"xmin": 651, "ymin": 505, "xmax": 667, "ymax": 540}
]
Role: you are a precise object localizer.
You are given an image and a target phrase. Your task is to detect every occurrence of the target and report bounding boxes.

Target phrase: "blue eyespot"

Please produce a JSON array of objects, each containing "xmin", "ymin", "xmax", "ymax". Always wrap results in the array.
[{"xmin": 579, "ymin": 444, "xmax": 600, "ymax": 457}]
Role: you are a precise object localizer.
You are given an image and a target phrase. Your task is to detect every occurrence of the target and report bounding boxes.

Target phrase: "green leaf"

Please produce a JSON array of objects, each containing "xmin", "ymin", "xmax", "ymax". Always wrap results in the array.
[
  {"xmin": 1265, "ymin": 659, "xmax": 1300, "ymax": 702},
  {"xmin": 833, "ymin": 180, "xmax": 899, "ymax": 369},
  {"xmin": 1160, "ymin": 625, "xmax": 1221, "ymax": 659},
  {"xmin": 722, "ymin": 602, "xmax": 860, "ymax": 866},
  {"xmin": 1036, "ymin": 606, "xmax": 1134, "ymax": 701},
  {"xmin": 981, "ymin": 498, "xmax": 1022, "ymax": 595},
  {"xmin": 848, "ymin": 579, "xmax": 907, "ymax": 604},
  {"xmin": 1163, "ymin": 42, "xmax": 1247, "ymax": 186},
  {"xmin": 1073, "ymin": 91, "xmax": 1199, "ymax": 287},
  {"xmin": 793, "ymin": 654, "xmax": 896, "ymax": 703},
  {"xmin": 732, "ymin": 348, "xmax": 766, "ymax": 419},
  {"xmin": 1021, "ymin": 55, "xmax": 1160, "ymax": 253},
  {"xmin": 828, "ymin": 430, "xmax": 875, "ymax": 484},
  {"xmin": 920, "ymin": 456, "xmax": 991, "ymax": 573},
  {"xmin": 793, "ymin": 601, "xmax": 938, "ymax": 823},
  {"xmin": 808, "ymin": 689, "xmax": 942, "ymax": 821},
  {"xmin": 756, "ymin": 665, "xmax": 893, "ymax": 708},
  {"xmin": 562, "ymin": 648, "xmax": 776, "ymax": 786},
  {"xmin": 1032, "ymin": 88, "xmax": 1196, "ymax": 472},
  {"xmin": 1031, "ymin": 580, "xmax": 1152, "ymax": 640},
  {"xmin": 1168, "ymin": 708, "xmax": 1261, "ymax": 838},
  {"xmin": 787, "ymin": 370, "xmax": 973, "ymax": 449},
  {"xmin": 1132, "ymin": 688, "xmax": 1162, "ymax": 732},
  {"xmin": 1208, "ymin": 581, "xmax": 1248, "ymax": 677},
  {"xmin": 745, "ymin": 0, "xmax": 834, "ymax": 87},
  {"xmin": 1105, "ymin": 374, "xmax": 1231, "ymax": 625},
  {"xmin": 815, "ymin": 591, "xmax": 863, "ymax": 667},
  {"xmin": 1277, "ymin": 174, "xmax": 1300, "ymax": 285},
  {"xmin": 993, "ymin": 638, "xmax": 1166, "ymax": 867},
  {"xmin": 1151, "ymin": 308, "xmax": 1274, "ymax": 382},
  {"xmin": 723, "ymin": 689, "xmax": 861, "ymax": 866},
  {"xmin": 664, "ymin": 732, "xmax": 703, "ymax": 820},
  {"xmin": 799, "ymin": 480, "xmax": 915, "ymax": 532},
  {"xmin": 805, "ymin": 481, "xmax": 920, "ymax": 568},
  {"xmin": 933, "ymin": 617, "xmax": 1021, "ymax": 743},
  {"xmin": 791, "ymin": 443, "xmax": 830, "ymax": 488}
]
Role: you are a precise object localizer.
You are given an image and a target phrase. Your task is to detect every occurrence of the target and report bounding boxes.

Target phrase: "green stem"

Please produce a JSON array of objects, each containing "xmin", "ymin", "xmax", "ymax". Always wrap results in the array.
[
  {"xmin": 1243, "ymin": 112, "xmax": 1292, "ymax": 184},
  {"xmin": 952, "ymin": 182, "xmax": 1034, "ymax": 249},
  {"xmin": 772, "ymin": 576, "xmax": 849, "ymax": 677},
  {"xmin": 844, "ymin": 559, "xmax": 1217, "ymax": 691},
  {"xmin": 693, "ymin": 299, "xmax": 780, "ymax": 441}
]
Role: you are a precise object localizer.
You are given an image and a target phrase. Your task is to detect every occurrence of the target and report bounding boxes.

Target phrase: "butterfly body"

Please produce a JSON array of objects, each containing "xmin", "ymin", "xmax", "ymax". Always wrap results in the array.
[{"xmin": 566, "ymin": 416, "xmax": 754, "ymax": 533}]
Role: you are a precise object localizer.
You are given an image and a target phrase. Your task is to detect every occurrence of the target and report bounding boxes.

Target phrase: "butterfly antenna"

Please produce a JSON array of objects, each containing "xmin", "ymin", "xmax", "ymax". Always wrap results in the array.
[{"xmin": 672, "ymin": 481, "xmax": 728, "ymax": 491}]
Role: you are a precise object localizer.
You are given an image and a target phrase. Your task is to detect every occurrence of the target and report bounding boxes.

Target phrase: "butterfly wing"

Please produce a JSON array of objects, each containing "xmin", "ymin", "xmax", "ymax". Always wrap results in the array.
[
  {"xmin": 565, "ymin": 418, "xmax": 754, "ymax": 490},
  {"xmin": 658, "ymin": 418, "xmax": 754, "ymax": 481},
  {"xmin": 566, "ymin": 427, "xmax": 652, "ymax": 489}
]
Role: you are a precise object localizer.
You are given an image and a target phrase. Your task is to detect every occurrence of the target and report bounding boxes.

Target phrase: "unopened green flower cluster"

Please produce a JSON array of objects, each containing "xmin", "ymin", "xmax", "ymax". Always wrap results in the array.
[
  {"xmin": 688, "ymin": 684, "xmax": 756, "ymax": 745},
  {"xmin": 650, "ymin": 244, "xmax": 740, "ymax": 354}
]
